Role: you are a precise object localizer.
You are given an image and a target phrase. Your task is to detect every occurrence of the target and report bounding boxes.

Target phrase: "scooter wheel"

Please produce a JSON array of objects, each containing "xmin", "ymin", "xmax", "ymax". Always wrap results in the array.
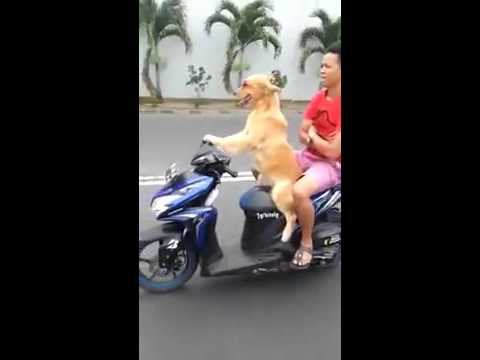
[{"xmin": 139, "ymin": 238, "xmax": 198, "ymax": 293}]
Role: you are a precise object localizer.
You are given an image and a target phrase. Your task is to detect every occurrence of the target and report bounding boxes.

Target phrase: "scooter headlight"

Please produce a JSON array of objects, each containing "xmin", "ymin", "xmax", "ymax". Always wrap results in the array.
[{"xmin": 150, "ymin": 195, "xmax": 181, "ymax": 217}]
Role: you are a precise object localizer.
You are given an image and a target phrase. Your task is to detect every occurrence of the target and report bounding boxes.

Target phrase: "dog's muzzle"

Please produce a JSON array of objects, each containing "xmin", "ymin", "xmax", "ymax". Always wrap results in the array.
[{"xmin": 238, "ymin": 94, "xmax": 253, "ymax": 107}]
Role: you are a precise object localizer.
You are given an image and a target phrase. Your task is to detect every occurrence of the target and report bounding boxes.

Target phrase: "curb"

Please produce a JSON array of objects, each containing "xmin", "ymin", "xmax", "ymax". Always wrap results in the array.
[{"xmin": 139, "ymin": 108, "xmax": 304, "ymax": 115}]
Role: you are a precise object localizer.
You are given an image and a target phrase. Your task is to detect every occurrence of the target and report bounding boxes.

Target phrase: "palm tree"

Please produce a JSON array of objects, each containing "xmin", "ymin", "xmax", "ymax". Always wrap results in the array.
[
  {"xmin": 205, "ymin": 0, "xmax": 282, "ymax": 94},
  {"xmin": 298, "ymin": 9, "xmax": 341, "ymax": 80},
  {"xmin": 139, "ymin": 0, "xmax": 192, "ymax": 101}
]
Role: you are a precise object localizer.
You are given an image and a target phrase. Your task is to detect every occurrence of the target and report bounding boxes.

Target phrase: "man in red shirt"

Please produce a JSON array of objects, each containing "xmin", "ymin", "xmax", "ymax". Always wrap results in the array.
[{"xmin": 291, "ymin": 46, "xmax": 341, "ymax": 269}]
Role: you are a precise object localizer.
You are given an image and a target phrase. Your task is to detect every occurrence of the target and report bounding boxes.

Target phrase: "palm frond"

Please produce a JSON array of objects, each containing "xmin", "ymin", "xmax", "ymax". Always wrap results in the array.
[
  {"xmin": 239, "ymin": 1, "xmax": 277, "ymax": 43},
  {"xmin": 205, "ymin": 0, "xmax": 282, "ymax": 93},
  {"xmin": 152, "ymin": 2, "xmax": 172, "ymax": 38},
  {"xmin": 299, "ymin": 27, "xmax": 324, "ymax": 48},
  {"xmin": 164, "ymin": 0, "xmax": 182, "ymax": 6},
  {"xmin": 247, "ymin": 32, "xmax": 281, "ymax": 58},
  {"xmin": 334, "ymin": 18, "xmax": 341, "ymax": 40},
  {"xmin": 153, "ymin": 0, "xmax": 190, "ymax": 44},
  {"xmin": 310, "ymin": 9, "xmax": 333, "ymax": 29},
  {"xmin": 167, "ymin": 0, "xmax": 188, "ymax": 31},
  {"xmin": 241, "ymin": 0, "xmax": 273, "ymax": 27},
  {"xmin": 162, "ymin": 0, "xmax": 185, "ymax": 14},
  {"xmin": 238, "ymin": 25, "xmax": 258, "ymax": 44},
  {"xmin": 324, "ymin": 18, "xmax": 341, "ymax": 46},
  {"xmin": 217, "ymin": 0, "xmax": 241, "ymax": 20},
  {"xmin": 139, "ymin": 0, "xmax": 157, "ymax": 25},
  {"xmin": 266, "ymin": 33, "xmax": 282, "ymax": 58},
  {"xmin": 326, "ymin": 40, "xmax": 341, "ymax": 52},
  {"xmin": 205, "ymin": 13, "xmax": 234, "ymax": 34},
  {"xmin": 254, "ymin": 16, "xmax": 281, "ymax": 34},
  {"xmin": 243, "ymin": 0, "xmax": 273, "ymax": 14},
  {"xmin": 299, "ymin": 46, "xmax": 324, "ymax": 73},
  {"xmin": 158, "ymin": 27, "xmax": 192, "ymax": 53},
  {"xmin": 243, "ymin": 8, "xmax": 268, "ymax": 25},
  {"xmin": 238, "ymin": 12, "xmax": 272, "ymax": 44}
]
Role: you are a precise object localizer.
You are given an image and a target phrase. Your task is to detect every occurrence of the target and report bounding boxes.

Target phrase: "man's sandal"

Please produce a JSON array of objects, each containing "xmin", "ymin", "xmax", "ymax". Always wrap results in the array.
[{"xmin": 290, "ymin": 246, "xmax": 313, "ymax": 270}]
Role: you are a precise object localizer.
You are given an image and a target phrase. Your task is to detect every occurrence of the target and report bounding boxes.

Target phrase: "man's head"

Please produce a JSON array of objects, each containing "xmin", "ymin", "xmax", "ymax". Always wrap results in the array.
[
  {"xmin": 236, "ymin": 74, "xmax": 281, "ymax": 108},
  {"xmin": 320, "ymin": 45, "xmax": 341, "ymax": 89}
]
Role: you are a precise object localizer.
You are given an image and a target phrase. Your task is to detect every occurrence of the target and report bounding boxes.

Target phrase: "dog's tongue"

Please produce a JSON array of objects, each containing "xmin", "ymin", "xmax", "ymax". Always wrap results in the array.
[
  {"xmin": 238, "ymin": 94, "xmax": 251, "ymax": 107},
  {"xmin": 238, "ymin": 98, "xmax": 246, "ymax": 107}
]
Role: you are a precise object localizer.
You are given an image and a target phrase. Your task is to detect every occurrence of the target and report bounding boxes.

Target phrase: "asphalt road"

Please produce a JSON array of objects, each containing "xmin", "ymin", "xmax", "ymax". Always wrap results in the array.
[
  {"xmin": 139, "ymin": 110, "xmax": 305, "ymax": 177},
  {"xmin": 139, "ymin": 111, "xmax": 341, "ymax": 360}
]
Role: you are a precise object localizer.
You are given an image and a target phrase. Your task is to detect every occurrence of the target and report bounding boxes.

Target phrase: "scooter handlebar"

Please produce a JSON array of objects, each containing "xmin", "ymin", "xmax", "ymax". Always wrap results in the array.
[
  {"xmin": 224, "ymin": 166, "xmax": 238, "ymax": 178},
  {"xmin": 200, "ymin": 138, "xmax": 237, "ymax": 177}
]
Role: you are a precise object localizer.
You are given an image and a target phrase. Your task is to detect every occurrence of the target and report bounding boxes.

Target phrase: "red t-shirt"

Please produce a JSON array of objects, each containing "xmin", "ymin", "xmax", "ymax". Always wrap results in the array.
[{"xmin": 303, "ymin": 89, "xmax": 341, "ymax": 161}]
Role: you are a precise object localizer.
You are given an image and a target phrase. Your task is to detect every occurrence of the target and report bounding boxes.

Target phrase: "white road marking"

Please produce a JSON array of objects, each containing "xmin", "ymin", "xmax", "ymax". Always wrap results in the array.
[{"xmin": 139, "ymin": 172, "xmax": 255, "ymax": 186}]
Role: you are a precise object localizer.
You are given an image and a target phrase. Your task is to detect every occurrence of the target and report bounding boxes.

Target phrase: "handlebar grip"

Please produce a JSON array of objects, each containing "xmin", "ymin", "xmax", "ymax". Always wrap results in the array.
[{"xmin": 225, "ymin": 167, "xmax": 238, "ymax": 177}]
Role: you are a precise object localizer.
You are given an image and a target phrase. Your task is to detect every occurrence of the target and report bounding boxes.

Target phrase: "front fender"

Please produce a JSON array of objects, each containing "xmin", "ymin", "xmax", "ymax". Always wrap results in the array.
[
  {"xmin": 165, "ymin": 207, "xmax": 218, "ymax": 252},
  {"xmin": 139, "ymin": 206, "xmax": 218, "ymax": 253},
  {"xmin": 139, "ymin": 221, "xmax": 187, "ymax": 249}
]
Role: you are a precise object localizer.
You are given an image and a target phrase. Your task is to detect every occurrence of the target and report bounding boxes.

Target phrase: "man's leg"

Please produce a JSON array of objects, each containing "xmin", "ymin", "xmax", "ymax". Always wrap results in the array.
[
  {"xmin": 292, "ymin": 175, "xmax": 319, "ymax": 266},
  {"xmin": 292, "ymin": 161, "xmax": 340, "ymax": 267}
]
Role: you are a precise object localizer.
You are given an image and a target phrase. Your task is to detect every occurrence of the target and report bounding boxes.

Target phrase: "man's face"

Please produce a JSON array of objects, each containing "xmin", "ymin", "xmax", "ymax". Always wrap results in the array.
[{"xmin": 320, "ymin": 53, "xmax": 341, "ymax": 88}]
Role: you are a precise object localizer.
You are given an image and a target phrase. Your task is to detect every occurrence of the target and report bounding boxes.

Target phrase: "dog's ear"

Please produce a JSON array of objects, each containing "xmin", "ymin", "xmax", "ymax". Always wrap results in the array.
[{"xmin": 265, "ymin": 79, "xmax": 281, "ymax": 93}]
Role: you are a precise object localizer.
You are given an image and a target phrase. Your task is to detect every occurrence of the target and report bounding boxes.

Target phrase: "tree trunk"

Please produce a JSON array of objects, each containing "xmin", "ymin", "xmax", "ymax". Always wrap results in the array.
[
  {"xmin": 154, "ymin": 63, "xmax": 163, "ymax": 101},
  {"xmin": 142, "ymin": 48, "xmax": 157, "ymax": 98},
  {"xmin": 194, "ymin": 87, "xmax": 201, "ymax": 109},
  {"xmin": 237, "ymin": 48, "xmax": 244, "ymax": 89},
  {"xmin": 142, "ymin": 48, "xmax": 155, "ymax": 96}
]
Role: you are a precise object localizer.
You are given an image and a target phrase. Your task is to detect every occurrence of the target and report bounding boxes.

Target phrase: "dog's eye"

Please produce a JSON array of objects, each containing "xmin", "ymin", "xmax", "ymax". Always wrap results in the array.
[{"xmin": 242, "ymin": 81, "xmax": 248, "ymax": 87}]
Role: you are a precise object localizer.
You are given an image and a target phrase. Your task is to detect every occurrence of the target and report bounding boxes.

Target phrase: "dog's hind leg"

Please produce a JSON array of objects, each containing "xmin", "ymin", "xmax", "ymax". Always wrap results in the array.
[
  {"xmin": 271, "ymin": 180, "xmax": 297, "ymax": 243},
  {"xmin": 258, "ymin": 174, "xmax": 274, "ymax": 186}
]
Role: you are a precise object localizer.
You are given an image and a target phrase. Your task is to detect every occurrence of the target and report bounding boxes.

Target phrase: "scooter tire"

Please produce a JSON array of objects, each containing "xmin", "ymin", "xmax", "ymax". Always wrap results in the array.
[{"xmin": 139, "ymin": 239, "xmax": 198, "ymax": 294}]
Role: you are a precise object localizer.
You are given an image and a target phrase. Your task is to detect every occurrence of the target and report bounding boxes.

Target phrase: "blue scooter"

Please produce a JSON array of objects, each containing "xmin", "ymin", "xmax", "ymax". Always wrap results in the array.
[{"xmin": 139, "ymin": 141, "xmax": 341, "ymax": 293}]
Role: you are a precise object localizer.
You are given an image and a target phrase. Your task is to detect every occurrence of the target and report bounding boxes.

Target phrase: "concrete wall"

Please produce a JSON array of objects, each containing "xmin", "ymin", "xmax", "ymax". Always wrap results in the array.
[{"xmin": 139, "ymin": 0, "xmax": 340, "ymax": 101}]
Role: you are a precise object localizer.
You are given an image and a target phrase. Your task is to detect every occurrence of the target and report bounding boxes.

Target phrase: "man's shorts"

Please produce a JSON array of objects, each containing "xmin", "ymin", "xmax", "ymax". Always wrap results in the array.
[{"xmin": 295, "ymin": 148, "xmax": 341, "ymax": 193}]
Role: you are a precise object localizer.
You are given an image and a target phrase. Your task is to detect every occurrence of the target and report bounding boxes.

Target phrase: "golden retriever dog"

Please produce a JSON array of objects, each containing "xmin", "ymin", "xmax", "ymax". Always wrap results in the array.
[{"xmin": 203, "ymin": 74, "xmax": 302, "ymax": 242}]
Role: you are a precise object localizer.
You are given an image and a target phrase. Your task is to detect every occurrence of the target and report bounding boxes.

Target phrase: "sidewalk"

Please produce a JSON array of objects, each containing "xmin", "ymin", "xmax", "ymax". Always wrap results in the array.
[{"xmin": 139, "ymin": 98, "xmax": 308, "ymax": 114}]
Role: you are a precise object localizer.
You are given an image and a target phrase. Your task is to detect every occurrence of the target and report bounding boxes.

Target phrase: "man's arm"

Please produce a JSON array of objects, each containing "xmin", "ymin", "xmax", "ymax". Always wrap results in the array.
[
  {"xmin": 308, "ymin": 127, "xmax": 341, "ymax": 160},
  {"xmin": 299, "ymin": 118, "xmax": 313, "ymax": 145},
  {"xmin": 300, "ymin": 92, "xmax": 323, "ymax": 145}
]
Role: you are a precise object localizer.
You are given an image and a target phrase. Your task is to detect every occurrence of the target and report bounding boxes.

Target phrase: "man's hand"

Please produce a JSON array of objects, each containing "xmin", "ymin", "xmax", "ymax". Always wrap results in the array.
[
  {"xmin": 309, "ymin": 130, "xmax": 341, "ymax": 160},
  {"xmin": 300, "ymin": 130, "xmax": 310, "ymax": 145},
  {"xmin": 299, "ymin": 119, "xmax": 313, "ymax": 145},
  {"xmin": 307, "ymin": 126, "xmax": 317, "ymax": 142}
]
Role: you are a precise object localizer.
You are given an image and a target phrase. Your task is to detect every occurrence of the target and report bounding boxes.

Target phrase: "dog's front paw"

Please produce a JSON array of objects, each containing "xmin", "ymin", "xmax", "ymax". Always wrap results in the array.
[{"xmin": 203, "ymin": 134, "xmax": 220, "ymax": 145}]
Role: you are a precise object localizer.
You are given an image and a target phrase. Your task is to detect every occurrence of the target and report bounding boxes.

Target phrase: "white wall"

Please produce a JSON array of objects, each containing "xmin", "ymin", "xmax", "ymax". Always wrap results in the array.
[{"xmin": 139, "ymin": 0, "xmax": 340, "ymax": 100}]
